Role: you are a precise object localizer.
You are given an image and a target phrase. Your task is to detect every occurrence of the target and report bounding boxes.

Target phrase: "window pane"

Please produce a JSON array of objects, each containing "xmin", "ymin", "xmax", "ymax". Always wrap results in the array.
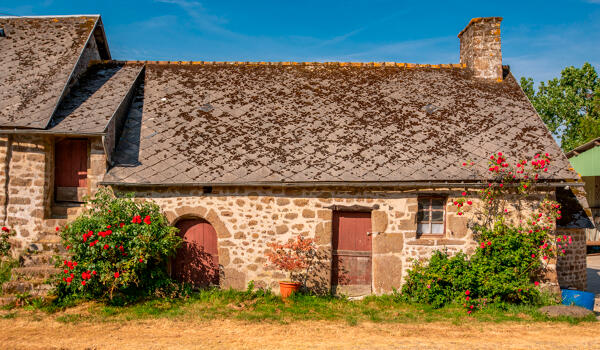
[
  {"xmin": 431, "ymin": 223, "xmax": 444, "ymax": 234},
  {"xmin": 418, "ymin": 199, "xmax": 428, "ymax": 211},
  {"xmin": 431, "ymin": 199, "xmax": 444, "ymax": 210},
  {"xmin": 417, "ymin": 223, "xmax": 430, "ymax": 234},
  {"xmin": 431, "ymin": 210, "xmax": 444, "ymax": 221},
  {"xmin": 417, "ymin": 210, "xmax": 430, "ymax": 223}
]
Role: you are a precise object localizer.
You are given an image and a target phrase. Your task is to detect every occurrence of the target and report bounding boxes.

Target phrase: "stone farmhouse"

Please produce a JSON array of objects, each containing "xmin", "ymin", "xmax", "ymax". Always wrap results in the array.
[{"xmin": 0, "ymin": 15, "xmax": 593, "ymax": 296}]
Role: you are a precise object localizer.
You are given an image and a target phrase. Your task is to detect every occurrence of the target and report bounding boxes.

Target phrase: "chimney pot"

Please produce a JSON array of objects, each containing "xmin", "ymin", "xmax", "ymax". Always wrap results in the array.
[{"xmin": 458, "ymin": 17, "xmax": 503, "ymax": 81}]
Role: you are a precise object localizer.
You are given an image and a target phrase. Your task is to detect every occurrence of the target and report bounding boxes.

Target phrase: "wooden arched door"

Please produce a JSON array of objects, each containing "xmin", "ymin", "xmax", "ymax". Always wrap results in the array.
[{"xmin": 172, "ymin": 218, "xmax": 219, "ymax": 287}]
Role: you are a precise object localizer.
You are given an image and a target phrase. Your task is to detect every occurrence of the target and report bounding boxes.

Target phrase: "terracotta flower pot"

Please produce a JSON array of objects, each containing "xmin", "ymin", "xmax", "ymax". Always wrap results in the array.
[{"xmin": 279, "ymin": 281, "xmax": 301, "ymax": 299}]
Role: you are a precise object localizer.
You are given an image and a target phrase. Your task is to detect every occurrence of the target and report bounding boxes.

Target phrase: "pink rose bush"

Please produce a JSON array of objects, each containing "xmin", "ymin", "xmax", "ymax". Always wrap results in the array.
[{"xmin": 402, "ymin": 152, "xmax": 570, "ymax": 312}]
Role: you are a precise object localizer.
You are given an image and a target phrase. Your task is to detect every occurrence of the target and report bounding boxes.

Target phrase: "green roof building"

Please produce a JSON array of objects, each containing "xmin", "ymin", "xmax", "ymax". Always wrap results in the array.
[{"xmin": 567, "ymin": 137, "xmax": 600, "ymax": 242}]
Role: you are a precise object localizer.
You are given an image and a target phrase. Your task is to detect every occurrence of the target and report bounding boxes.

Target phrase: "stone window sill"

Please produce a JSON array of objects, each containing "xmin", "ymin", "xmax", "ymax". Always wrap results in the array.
[{"xmin": 407, "ymin": 236, "xmax": 466, "ymax": 246}]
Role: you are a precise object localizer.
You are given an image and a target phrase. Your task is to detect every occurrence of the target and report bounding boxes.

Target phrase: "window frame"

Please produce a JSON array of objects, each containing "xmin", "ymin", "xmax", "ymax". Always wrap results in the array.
[{"xmin": 416, "ymin": 195, "xmax": 447, "ymax": 237}]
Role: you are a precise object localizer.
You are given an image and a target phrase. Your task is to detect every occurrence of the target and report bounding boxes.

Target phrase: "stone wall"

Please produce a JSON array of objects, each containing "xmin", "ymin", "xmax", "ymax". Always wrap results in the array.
[
  {"xmin": 0, "ymin": 134, "xmax": 53, "ymax": 250},
  {"xmin": 0, "ymin": 135, "xmax": 106, "ymax": 255},
  {"xmin": 122, "ymin": 186, "xmax": 482, "ymax": 294},
  {"xmin": 556, "ymin": 227, "xmax": 587, "ymax": 290},
  {"xmin": 458, "ymin": 17, "xmax": 503, "ymax": 81}
]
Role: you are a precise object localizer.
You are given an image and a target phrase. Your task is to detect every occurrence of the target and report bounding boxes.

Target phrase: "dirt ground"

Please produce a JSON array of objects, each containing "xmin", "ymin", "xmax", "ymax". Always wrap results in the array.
[{"xmin": 1, "ymin": 318, "xmax": 600, "ymax": 349}]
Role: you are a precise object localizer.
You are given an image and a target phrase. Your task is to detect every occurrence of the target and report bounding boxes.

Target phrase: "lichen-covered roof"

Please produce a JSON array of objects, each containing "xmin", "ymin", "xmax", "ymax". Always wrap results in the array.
[
  {"xmin": 49, "ymin": 62, "xmax": 144, "ymax": 133},
  {"xmin": 104, "ymin": 63, "xmax": 576, "ymax": 185},
  {"xmin": 0, "ymin": 16, "xmax": 99, "ymax": 128}
]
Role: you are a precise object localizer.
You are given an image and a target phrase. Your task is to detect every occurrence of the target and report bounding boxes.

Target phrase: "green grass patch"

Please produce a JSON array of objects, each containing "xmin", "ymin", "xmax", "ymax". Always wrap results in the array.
[{"xmin": 6, "ymin": 288, "xmax": 597, "ymax": 326}]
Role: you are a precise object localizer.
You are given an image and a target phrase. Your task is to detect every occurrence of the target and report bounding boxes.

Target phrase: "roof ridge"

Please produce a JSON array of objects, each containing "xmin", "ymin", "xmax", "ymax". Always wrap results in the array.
[
  {"xmin": 0, "ymin": 14, "xmax": 100, "ymax": 18},
  {"xmin": 90, "ymin": 60, "xmax": 467, "ymax": 69}
]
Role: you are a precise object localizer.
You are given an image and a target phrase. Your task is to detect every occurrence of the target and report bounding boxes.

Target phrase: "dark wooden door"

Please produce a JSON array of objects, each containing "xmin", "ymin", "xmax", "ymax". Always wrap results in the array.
[
  {"xmin": 332, "ymin": 211, "xmax": 372, "ymax": 295},
  {"xmin": 173, "ymin": 218, "xmax": 219, "ymax": 287},
  {"xmin": 55, "ymin": 139, "xmax": 87, "ymax": 202}
]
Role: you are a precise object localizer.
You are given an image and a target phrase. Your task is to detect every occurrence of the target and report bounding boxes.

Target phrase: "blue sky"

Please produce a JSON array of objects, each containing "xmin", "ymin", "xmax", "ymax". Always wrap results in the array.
[{"xmin": 2, "ymin": 0, "xmax": 599, "ymax": 84}]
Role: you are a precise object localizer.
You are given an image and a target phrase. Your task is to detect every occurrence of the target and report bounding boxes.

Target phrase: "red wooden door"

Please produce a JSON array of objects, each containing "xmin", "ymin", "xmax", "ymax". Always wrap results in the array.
[
  {"xmin": 332, "ymin": 211, "xmax": 372, "ymax": 294},
  {"xmin": 173, "ymin": 218, "xmax": 219, "ymax": 287},
  {"xmin": 55, "ymin": 139, "xmax": 87, "ymax": 202}
]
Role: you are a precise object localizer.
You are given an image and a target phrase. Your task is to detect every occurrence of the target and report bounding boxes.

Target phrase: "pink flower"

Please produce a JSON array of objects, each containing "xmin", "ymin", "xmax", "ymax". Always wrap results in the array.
[
  {"xmin": 534, "ymin": 281, "xmax": 539, "ymax": 286},
  {"xmin": 461, "ymin": 191, "xmax": 467, "ymax": 196},
  {"xmin": 426, "ymin": 284, "xmax": 430, "ymax": 289},
  {"xmin": 531, "ymin": 254, "xmax": 535, "ymax": 258}
]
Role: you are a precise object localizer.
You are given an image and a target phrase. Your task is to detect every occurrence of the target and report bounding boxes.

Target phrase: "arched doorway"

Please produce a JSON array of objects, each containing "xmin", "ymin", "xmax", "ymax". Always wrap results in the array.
[{"xmin": 172, "ymin": 218, "xmax": 219, "ymax": 287}]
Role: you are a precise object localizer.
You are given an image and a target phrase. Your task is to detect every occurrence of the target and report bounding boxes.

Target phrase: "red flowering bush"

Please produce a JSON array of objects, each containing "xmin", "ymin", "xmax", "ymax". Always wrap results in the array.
[
  {"xmin": 265, "ymin": 235, "xmax": 317, "ymax": 284},
  {"xmin": 0, "ymin": 226, "xmax": 15, "ymax": 258},
  {"xmin": 403, "ymin": 152, "xmax": 569, "ymax": 311},
  {"xmin": 54, "ymin": 188, "xmax": 181, "ymax": 303}
]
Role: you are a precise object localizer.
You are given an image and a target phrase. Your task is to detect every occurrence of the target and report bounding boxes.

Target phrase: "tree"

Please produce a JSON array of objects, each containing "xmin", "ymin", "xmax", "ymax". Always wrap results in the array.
[{"xmin": 520, "ymin": 63, "xmax": 600, "ymax": 151}]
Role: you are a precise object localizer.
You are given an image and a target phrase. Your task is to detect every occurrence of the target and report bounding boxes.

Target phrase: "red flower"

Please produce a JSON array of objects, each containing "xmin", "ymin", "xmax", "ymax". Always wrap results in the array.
[
  {"xmin": 103, "ymin": 244, "xmax": 110, "ymax": 250},
  {"xmin": 81, "ymin": 281, "xmax": 86, "ymax": 286},
  {"xmin": 119, "ymin": 222, "xmax": 125, "ymax": 228},
  {"xmin": 531, "ymin": 254, "xmax": 535, "ymax": 258},
  {"xmin": 114, "ymin": 272, "xmax": 120, "ymax": 278},
  {"xmin": 64, "ymin": 269, "xmax": 68, "ymax": 274},
  {"xmin": 66, "ymin": 245, "xmax": 70, "ymax": 250},
  {"xmin": 107, "ymin": 225, "xmax": 111, "ymax": 229},
  {"xmin": 92, "ymin": 270, "xmax": 97, "ymax": 275},
  {"xmin": 465, "ymin": 290, "xmax": 470, "ymax": 296},
  {"xmin": 73, "ymin": 262, "xmax": 78, "ymax": 267},
  {"xmin": 66, "ymin": 277, "xmax": 72, "ymax": 283},
  {"xmin": 458, "ymin": 212, "xmax": 463, "ymax": 216},
  {"xmin": 461, "ymin": 191, "xmax": 466, "ymax": 196},
  {"xmin": 466, "ymin": 296, "xmax": 470, "ymax": 301},
  {"xmin": 467, "ymin": 201, "xmax": 472, "ymax": 205},
  {"xmin": 534, "ymin": 281, "xmax": 539, "ymax": 286},
  {"xmin": 143, "ymin": 215, "xmax": 151, "ymax": 225},
  {"xmin": 487, "ymin": 241, "xmax": 491, "ymax": 246},
  {"xmin": 55, "ymin": 226, "xmax": 60, "ymax": 231},
  {"xmin": 1, "ymin": 227, "xmax": 8, "ymax": 232},
  {"xmin": 467, "ymin": 310, "xmax": 472, "ymax": 314},
  {"xmin": 139, "ymin": 258, "xmax": 144, "ymax": 263}
]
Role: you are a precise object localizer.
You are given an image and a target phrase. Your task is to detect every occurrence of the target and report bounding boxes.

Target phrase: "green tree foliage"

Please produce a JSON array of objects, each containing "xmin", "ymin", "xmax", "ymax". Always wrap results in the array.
[{"xmin": 520, "ymin": 63, "xmax": 600, "ymax": 151}]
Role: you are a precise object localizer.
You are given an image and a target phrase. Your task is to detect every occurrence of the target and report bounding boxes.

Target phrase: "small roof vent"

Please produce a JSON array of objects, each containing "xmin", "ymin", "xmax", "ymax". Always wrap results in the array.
[
  {"xmin": 0, "ymin": 28, "xmax": 6, "ymax": 37},
  {"xmin": 199, "ymin": 103, "xmax": 214, "ymax": 113},
  {"xmin": 422, "ymin": 103, "xmax": 439, "ymax": 114}
]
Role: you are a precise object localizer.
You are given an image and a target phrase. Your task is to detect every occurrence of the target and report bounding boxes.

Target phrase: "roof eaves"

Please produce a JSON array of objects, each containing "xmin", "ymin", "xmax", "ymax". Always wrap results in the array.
[
  {"xmin": 100, "ymin": 180, "xmax": 583, "ymax": 188},
  {"xmin": 566, "ymin": 137, "xmax": 600, "ymax": 158}
]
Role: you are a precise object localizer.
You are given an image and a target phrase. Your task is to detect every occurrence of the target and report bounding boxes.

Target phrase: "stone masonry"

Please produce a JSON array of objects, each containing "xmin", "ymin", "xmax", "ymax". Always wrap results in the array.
[{"xmin": 458, "ymin": 17, "xmax": 503, "ymax": 81}]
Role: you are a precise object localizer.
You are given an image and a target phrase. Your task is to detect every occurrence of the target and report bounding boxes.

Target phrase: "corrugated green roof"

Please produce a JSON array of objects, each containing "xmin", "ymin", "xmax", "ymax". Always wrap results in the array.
[{"xmin": 567, "ymin": 138, "xmax": 600, "ymax": 176}]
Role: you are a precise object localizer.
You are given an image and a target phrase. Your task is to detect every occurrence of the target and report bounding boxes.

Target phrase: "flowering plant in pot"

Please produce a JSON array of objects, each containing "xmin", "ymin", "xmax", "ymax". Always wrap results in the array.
[{"xmin": 265, "ymin": 235, "xmax": 317, "ymax": 299}]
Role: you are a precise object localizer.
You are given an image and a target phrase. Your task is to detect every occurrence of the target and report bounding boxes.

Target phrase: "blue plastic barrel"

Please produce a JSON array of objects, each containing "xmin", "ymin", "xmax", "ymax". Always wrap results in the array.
[{"xmin": 561, "ymin": 289, "xmax": 595, "ymax": 310}]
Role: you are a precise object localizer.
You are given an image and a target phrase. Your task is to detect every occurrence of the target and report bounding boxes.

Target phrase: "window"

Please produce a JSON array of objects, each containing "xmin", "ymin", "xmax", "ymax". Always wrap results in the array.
[{"xmin": 417, "ymin": 197, "xmax": 446, "ymax": 235}]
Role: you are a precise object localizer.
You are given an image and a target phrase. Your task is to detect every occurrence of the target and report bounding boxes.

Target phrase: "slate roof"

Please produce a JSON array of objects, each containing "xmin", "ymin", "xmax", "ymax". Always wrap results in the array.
[
  {"xmin": 49, "ymin": 62, "xmax": 144, "ymax": 133},
  {"xmin": 104, "ymin": 63, "xmax": 577, "ymax": 185},
  {"xmin": 0, "ymin": 16, "xmax": 100, "ymax": 128}
]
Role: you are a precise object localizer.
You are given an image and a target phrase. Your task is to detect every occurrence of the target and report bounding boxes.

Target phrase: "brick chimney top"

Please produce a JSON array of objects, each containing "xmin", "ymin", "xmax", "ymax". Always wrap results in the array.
[{"xmin": 458, "ymin": 17, "xmax": 503, "ymax": 81}]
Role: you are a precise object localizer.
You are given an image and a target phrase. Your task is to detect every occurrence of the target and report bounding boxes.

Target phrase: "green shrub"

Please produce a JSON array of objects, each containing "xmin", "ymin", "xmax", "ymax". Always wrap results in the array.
[
  {"xmin": 54, "ymin": 188, "xmax": 182, "ymax": 303},
  {"xmin": 401, "ymin": 250, "xmax": 470, "ymax": 308}
]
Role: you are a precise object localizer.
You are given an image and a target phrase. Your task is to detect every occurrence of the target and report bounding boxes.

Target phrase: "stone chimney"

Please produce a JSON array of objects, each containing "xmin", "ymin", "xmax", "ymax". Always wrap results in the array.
[{"xmin": 458, "ymin": 17, "xmax": 503, "ymax": 81}]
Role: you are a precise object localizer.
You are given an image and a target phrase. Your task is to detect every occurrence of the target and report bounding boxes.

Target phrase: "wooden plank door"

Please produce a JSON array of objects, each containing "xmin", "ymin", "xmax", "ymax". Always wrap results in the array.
[
  {"xmin": 332, "ymin": 211, "xmax": 372, "ymax": 295},
  {"xmin": 173, "ymin": 218, "xmax": 219, "ymax": 287},
  {"xmin": 55, "ymin": 139, "xmax": 87, "ymax": 202}
]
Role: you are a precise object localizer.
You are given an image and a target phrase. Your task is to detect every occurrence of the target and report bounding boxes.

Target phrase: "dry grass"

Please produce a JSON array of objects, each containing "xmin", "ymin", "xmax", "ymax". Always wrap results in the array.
[{"xmin": 1, "ymin": 316, "xmax": 600, "ymax": 349}]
